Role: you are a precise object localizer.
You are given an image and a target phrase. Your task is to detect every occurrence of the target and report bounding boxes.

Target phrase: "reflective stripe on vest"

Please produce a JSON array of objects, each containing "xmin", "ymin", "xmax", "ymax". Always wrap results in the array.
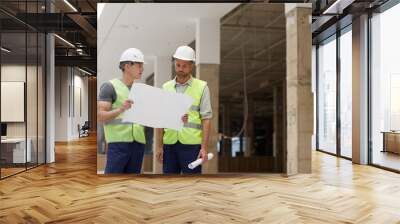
[
  {"xmin": 162, "ymin": 78, "xmax": 206, "ymax": 145},
  {"xmin": 190, "ymin": 105, "xmax": 200, "ymax": 111},
  {"xmin": 103, "ymin": 79, "xmax": 146, "ymax": 144},
  {"xmin": 105, "ymin": 118, "xmax": 134, "ymax": 125},
  {"xmin": 184, "ymin": 122, "xmax": 202, "ymax": 130}
]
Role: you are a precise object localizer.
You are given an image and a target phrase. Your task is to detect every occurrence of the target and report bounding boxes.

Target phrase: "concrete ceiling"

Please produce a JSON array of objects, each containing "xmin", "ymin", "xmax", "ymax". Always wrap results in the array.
[
  {"xmin": 97, "ymin": 3, "xmax": 239, "ymax": 86},
  {"xmin": 220, "ymin": 3, "xmax": 286, "ymax": 107},
  {"xmin": 0, "ymin": 32, "xmax": 46, "ymax": 65}
]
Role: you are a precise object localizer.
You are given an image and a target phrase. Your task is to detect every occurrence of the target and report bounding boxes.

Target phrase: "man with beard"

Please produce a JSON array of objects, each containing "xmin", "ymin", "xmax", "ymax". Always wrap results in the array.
[
  {"xmin": 156, "ymin": 45, "xmax": 212, "ymax": 174},
  {"xmin": 98, "ymin": 48, "xmax": 146, "ymax": 174}
]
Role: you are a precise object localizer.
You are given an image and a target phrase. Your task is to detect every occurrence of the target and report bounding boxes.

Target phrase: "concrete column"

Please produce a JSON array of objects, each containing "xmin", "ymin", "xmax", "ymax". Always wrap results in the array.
[
  {"xmin": 46, "ymin": 32, "xmax": 55, "ymax": 163},
  {"xmin": 153, "ymin": 56, "xmax": 172, "ymax": 174},
  {"xmin": 352, "ymin": 14, "xmax": 369, "ymax": 165},
  {"xmin": 285, "ymin": 4, "xmax": 313, "ymax": 175},
  {"xmin": 244, "ymin": 97, "xmax": 254, "ymax": 157},
  {"xmin": 195, "ymin": 18, "xmax": 220, "ymax": 66},
  {"xmin": 46, "ymin": 0, "xmax": 56, "ymax": 164},
  {"xmin": 196, "ymin": 18, "xmax": 220, "ymax": 174},
  {"xmin": 197, "ymin": 64, "xmax": 219, "ymax": 174},
  {"xmin": 222, "ymin": 102, "xmax": 232, "ymax": 156}
]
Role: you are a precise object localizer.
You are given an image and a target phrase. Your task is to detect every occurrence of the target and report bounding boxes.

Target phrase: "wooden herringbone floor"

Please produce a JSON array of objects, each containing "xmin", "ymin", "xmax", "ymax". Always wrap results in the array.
[{"xmin": 1, "ymin": 135, "xmax": 400, "ymax": 223}]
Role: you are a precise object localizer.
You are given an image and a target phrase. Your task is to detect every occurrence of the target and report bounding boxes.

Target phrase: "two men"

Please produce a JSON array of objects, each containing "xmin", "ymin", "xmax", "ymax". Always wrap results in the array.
[
  {"xmin": 98, "ymin": 48, "xmax": 146, "ymax": 174},
  {"xmin": 156, "ymin": 46, "xmax": 212, "ymax": 174},
  {"xmin": 98, "ymin": 46, "xmax": 212, "ymax": 175}
]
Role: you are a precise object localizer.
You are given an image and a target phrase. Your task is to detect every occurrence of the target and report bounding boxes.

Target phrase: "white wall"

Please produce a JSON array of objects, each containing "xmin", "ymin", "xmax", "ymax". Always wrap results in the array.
[
  {"xmin": 71, "ymin": 73, "xmax": 89, "ymax": 139},
  {"xmin": 1, "ymin": 64, "xmax": 46, "ymax": 164},
  {"xmin": 54, "ymin": 67, "xmax": 89, "ymax": 141},
  {"xmin": 370, "ymin": 4, "xmax": 400, "ymax": 156},
  {"xmin": 1, "ymin": 65, "xmax": 35, "ymax": 138},
  {"xmin": 55, "ymin": 67, "xmax": 68, "ymax": 141}
]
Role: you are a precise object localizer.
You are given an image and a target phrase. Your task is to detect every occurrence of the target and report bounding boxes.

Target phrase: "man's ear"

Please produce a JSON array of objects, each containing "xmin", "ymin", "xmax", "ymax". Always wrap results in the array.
[{"xmin": 123, "ymin": 63, "xmax": 130, "ymax": 71}]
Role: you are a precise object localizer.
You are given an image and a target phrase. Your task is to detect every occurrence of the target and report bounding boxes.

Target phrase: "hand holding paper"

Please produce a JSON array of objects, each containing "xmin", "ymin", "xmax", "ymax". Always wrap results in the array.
[
  {"xmin": 121, "ymin": 99, "xmax": 133, "ymax": 111},
  {"xmin": 181, "ymin": 114, "xmax": 188, "ymax": 124},
  {"xmin": 188, "ymin": 153, "xmax": 214, "ymax": 170}
]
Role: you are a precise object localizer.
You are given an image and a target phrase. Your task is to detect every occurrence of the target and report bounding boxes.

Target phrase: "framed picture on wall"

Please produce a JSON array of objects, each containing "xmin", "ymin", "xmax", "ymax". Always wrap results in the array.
[{"xmin": 1, "ymin": 81, "xmax": 25, "ymax": 122}]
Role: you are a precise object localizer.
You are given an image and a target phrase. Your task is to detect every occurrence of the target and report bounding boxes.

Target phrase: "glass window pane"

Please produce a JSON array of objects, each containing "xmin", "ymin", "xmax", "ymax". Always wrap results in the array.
[
  {"xmin": 312, "ymin": 45, "xmax": 317, "ymax": 151},
  {"xmin": 340, "ymin": 28, "xmax": 352, "ymax": 158},
  {"xmin": 371, "ymin": 3, "xmax": 400, "ymax": 171},
  {"xmin": 0, "ymin": 1, "xmax": 46, "ymax": 179},
  {"xmin": 317, "ymin": 36, "xmax": 337, "ymax": 154},
  {"xmin": 27, "ymin": 31, "xmax": 38, "ymax": 169},
  {"xmin": 1, "ymin": 30, "xmax": 28, "ymax": 177}
]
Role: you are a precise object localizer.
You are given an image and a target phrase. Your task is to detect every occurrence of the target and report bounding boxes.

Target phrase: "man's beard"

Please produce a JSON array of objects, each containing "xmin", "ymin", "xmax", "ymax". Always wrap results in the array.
[{"xmin": 176, "ymin": 72, "xmax": 190, "ymax": 78}]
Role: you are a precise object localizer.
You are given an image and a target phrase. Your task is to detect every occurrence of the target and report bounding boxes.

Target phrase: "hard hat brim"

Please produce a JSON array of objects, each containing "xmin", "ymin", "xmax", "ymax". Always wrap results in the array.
[
  {"xmin": 173, "ymin": 55, "xmax": 195, "ymax": 62},
  {"xmin": 119, "ymin": 60, "xmax": 146, "ymax": 65}
]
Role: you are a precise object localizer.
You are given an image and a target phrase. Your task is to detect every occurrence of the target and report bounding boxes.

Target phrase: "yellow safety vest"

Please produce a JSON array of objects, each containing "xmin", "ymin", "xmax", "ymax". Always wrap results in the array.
[
  {"xmin": 162, "ymin": 78, "xmax": 206, "ymax": 145},
  {"xmin": 103, "ymin": 79, "xmax": 146, "ymax": 144}
]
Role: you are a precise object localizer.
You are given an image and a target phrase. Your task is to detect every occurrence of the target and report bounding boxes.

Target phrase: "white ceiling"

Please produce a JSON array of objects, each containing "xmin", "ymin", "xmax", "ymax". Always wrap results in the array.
[{"xmin": 97, "ymin": 3, "xmax": 239, "ymax": 87}]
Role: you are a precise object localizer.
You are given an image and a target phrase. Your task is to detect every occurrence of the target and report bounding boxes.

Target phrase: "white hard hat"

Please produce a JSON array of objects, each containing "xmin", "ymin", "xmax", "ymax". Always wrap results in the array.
[
  {"xmin": 173, "ymin": 45, "xmax": 195, "ymax": 62},
  {"xmin": 119, "ymin": 48, "xmax": 145, "ymax": 63}
]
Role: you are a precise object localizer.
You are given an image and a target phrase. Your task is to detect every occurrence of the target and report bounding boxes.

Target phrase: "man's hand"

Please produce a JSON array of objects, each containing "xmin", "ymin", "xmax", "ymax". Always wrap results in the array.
[
  {"xmin": 156, "ymin": 147, "xmax": 163, "ymax": 163},
  {"xmin": 181, "ymin": 113, "xmax": 188, "ymax": 124},
  {"xmin": 197, "ymin": 148, "xmax": 208, "ymax": 162},
  {"xmin": 120, "ymin": 99, "xmax": 133, "ymax": 112}
]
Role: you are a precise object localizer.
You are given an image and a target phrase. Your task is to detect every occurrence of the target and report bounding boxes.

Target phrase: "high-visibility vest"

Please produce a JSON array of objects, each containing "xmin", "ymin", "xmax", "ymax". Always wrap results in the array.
[
  {"xmin": 162, "ymin": 78, "xmax": 206, "ymax": 145},
  {"xmin": 103, "ymin": 79, "xmax": 146, "ymax": 144}
]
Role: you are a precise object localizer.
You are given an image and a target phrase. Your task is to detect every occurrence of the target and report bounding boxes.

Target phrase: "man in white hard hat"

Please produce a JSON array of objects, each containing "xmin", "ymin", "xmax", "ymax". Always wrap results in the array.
[
  {"xmin": 156, "ymin": 45, "xmax": 212, "ymax": 174},
  {"xmin": 98, "ymin": 48, "xmax": 146, "ymax": 174}
]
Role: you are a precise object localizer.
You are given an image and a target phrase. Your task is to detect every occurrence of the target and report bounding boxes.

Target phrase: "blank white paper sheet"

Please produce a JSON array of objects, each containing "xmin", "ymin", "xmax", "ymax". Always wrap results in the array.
[{"xmin": 122, "ymin": 83, "xmax": 194, "ymax": 131}]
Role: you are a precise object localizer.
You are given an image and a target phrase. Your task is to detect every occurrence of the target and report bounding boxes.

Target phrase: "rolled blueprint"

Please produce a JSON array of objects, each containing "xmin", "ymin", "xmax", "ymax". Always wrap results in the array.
[{"xmin": 188, "ymin": 153, "xmax": 214, "ymax": 169}]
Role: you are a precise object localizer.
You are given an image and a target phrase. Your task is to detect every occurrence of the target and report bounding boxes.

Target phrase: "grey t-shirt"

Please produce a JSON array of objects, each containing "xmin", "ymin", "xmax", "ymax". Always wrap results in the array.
[{"xmin": 98, "ymin": 79, "xmax": 131, "ymax": 103}]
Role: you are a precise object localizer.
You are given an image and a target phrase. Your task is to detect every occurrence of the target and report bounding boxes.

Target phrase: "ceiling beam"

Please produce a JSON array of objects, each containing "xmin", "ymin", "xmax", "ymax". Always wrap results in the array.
[
  {"xmin": 221, "ymin": 58, "xmax": 274, "ymax": 64},
  {"xmin": 86, "ymin": 0, "xmax": 97, "ymax": 12},
  {"xmin": 12, "ymin": 12, "xmax": 84, "ymax": 32},
  {"xmin": 67, "ymin": 14, "xmax": 97, "ymax": 39},
  {"xmin": 222, "ymin": 24, "xmax": 285, "ymax": 32},
  {"xmin": 220, "ymin": 4, "xmax": 248, "ymax": 25},
  {"xmin": 55, "ymin": 55, "xmax": 96, "ymax": 70}
]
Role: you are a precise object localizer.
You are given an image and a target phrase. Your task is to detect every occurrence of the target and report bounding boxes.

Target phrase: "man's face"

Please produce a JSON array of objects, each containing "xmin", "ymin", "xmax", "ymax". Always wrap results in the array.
[
  {"xmin": 125, "ymin": 62, "xmax": 144, "ymax": 80},
  {"xmin": 175, "ymin": 59, "xmax": 193, "ymax": 77}
]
